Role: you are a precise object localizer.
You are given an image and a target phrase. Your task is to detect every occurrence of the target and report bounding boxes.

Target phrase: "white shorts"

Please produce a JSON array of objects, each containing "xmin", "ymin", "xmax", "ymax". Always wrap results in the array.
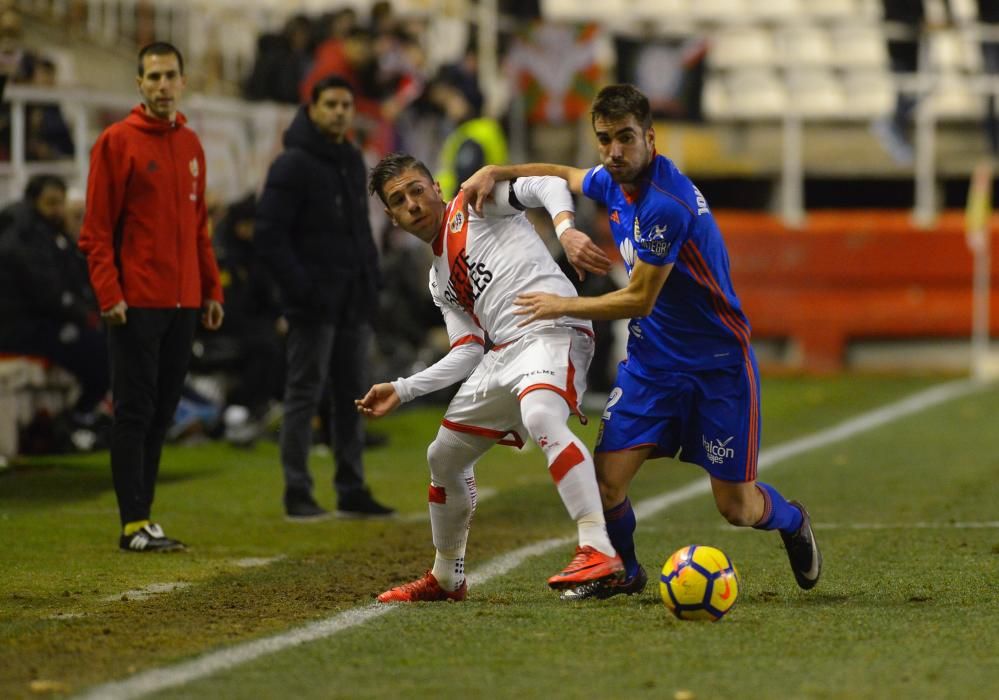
[{"xmin": 442, "ymin": 326, "xmax": 594, "ymax": 448}]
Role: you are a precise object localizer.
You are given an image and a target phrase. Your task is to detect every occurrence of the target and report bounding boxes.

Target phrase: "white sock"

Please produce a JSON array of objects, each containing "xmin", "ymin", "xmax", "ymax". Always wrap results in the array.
[
  {"xmin": 426, "ymin": 427, "xmax": 492, "ymax": 589},
  {"xmin": 520, "ymin": 390, "xmax": 615, "ymax": 557},
  {"xmin": 432, "ymin": 550, "xmax": 466, "ymax": 592}
]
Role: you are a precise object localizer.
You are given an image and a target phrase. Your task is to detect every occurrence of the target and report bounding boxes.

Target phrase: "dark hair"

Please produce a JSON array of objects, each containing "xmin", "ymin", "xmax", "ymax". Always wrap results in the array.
[
  {"xmin": 369, "ymin": 152, "xmax": 434, "ymax": 204},
  {"xmin": 591, "ymin": 84, "xmax": 652, "ymax": 131},
  {"xmin": 25, "ymin": 173, "xmax": 66, "ymax": 201},
  {"xmin": 137, "ymin": 42, "xmax": 184, "ymax": 76},
  {"xmin": 310, "ymin": 74, "xmax": 353, "ymax": 104}
]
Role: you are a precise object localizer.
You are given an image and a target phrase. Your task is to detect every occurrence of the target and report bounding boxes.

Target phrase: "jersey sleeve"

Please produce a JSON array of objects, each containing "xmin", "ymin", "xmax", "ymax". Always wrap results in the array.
[
  {"xmin": 582, "ymin": 165, "xmax": 611, "ymax": 206},
  {"xmin": 633, "ymin": 200, "xmax": 689, "ymax": 267},
  {"xmin": 429, "ymin": 268, "xmax": 484, "ymax": 349}
]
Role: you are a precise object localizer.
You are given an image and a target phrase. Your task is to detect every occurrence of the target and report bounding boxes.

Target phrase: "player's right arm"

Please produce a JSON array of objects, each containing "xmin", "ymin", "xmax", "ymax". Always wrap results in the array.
[
  {"xmin": 461, "ymin": 163, "xmax": 589, "ymax": 215},
  {"xmin": 78, "ymin": 130, "xmax": 129, "ymax": 319}
]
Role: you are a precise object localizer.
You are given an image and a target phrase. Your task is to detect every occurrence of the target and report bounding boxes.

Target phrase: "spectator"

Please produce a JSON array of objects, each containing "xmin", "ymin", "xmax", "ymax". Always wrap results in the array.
[
  {"xmin": 0, "ymin": 174, "xmax": 109, "ymax": 432},
  {"xmin": 191, "ymin": 193, "xmax": 285, "ymax": 438},
  {"xmin": 243, "ymin": 14, "xmax": 313, "ymax": 104},
  {"xmin": 25, "ymin": 57, "xmax": 74, "ymax": 160},
  {"xmin": 872, "ymin": 0, "xmax": 954, "ymax": 165},
  {"xmin": 300, "ymin": 26, "xmax": 373, "ymax": 106},
  {"xmin": 78, "ymin": 42, "xmax": 224, "ymax": 553},
  {"xmin": 429, "ymin": 66, "xmax": 507, "ymax": 200},
  {"xmin": 255, "ymin": 75, "xmax": 392, "ymax": 521},
  {"xmin": 973, "ymin": 0, "xmax": 999, "ymax": 157}
]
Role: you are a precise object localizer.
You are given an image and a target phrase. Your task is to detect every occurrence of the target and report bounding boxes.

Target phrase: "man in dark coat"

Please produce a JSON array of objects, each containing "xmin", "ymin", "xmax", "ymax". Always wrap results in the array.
[
  {"xmin": 256, "ymin": 74, "xmax": 392, "ymax": 520},
  {"xmin": 0, "ymin": 174, "xmax": 109, "ymax": 422}
]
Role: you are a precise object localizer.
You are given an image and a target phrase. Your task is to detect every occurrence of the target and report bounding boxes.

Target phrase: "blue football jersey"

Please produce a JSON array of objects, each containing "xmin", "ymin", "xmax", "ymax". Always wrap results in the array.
[{"xmin": 583, "ymin": 154, "xmax": 752, "ymax": 373}]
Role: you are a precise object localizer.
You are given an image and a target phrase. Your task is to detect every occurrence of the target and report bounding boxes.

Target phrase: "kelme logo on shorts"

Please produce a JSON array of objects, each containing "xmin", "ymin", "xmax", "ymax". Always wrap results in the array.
[{"xmin": 703, "ymin": 435, "xmax": 735, "ymax": 464}]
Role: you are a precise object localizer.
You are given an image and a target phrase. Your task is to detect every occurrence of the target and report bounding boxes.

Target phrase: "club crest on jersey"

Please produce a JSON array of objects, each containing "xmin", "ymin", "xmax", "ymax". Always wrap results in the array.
[
  {"xmin": 449, "ymin": 210, "xmax": 464, "ymax": 234},
  {"xmin": 633, "ymin": 216, "xmax": 670, "ymax": 257},
  {"xmin": 189, "ymin": 158, "xmax": 199, "ymax": 178}
]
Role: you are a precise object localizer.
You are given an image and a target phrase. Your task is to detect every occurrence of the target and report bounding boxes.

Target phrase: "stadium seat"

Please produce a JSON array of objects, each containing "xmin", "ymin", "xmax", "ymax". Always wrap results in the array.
[
  {"xmin": 540, "ymin": 0, "xmax": 628, "ymax": 23},
  {"xmin": 702, "ymin": 76, "xmax": 730, "ymax": 119},
  {"xmin": 785, "ymin": 67, "xmax": 846, "ymax": 117},
  {"xmin": 708, "ymin": 26, "xmax": 777, "ymax": 69},
  {"xmin": 725, "ymin": 68, "xmax": 788, "ymax": 118},
  {"xmin": 748, "ymin": 0, "xmax": 804, "ymax": 24},
  {"xmin": 688, "ymin": 0, "xmax": 747, "ymax": 24},
  {"xmin": 802, "ymin": 0, "xmax": 858, "ymax": 21},
  {"xmin": 841, "ymin": 69, "xmax": 896, "ymax": 117},
  {"xmin": 928, "ymin": 29, "xmax": 981, "ymax": 73},
  {"xmin": 779, "ymin": 25, "xmax": 834, "ymax": 67},
  {"xmin": 930, "ymin": 74, "xmax": 982, "ymax": 119},
  {"xmin": 630, "ymin": 0, "xmax": 687, "ymax": 24},
  {"xmin": 829, "ymin": 23, "xmax": 888, "ymax": 69}
]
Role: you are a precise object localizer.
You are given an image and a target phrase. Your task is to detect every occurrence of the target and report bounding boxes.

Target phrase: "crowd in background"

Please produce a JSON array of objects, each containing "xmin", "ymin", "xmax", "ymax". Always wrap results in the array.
[{"xmin": 0, "ymin": 2, "xmax": 704, "ymax": 451}]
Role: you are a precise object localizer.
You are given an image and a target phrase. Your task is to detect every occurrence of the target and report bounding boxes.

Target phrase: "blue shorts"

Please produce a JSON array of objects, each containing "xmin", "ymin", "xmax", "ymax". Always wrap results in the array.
[{"xmin": 595, "ymin": 356, "xmax": 761, "ymax": 483}]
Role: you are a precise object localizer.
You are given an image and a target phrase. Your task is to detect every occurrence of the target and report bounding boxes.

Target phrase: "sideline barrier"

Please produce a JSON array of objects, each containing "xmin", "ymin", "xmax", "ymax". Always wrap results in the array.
[{"xmin": 720, "ymin": 210, "xmax": 999, "ymax": 372}]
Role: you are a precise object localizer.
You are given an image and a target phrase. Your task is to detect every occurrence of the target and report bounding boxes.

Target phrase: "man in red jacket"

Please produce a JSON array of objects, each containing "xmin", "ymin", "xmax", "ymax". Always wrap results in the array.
[{"xmin": 79, "ymin": 42, "xmax": 224, "ymax": 552}]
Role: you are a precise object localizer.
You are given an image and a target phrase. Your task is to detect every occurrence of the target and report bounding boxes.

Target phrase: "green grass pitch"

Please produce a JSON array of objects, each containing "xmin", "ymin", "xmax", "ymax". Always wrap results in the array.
[{"xmin": 1, "ymin": 374, "xmax": 997, "ymax": 698}]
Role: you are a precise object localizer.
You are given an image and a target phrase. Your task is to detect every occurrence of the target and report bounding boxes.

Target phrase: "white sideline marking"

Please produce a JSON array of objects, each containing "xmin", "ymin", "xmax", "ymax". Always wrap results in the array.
[
  {"xmin": 719, "ymin": 520, "xmax": 999, "ymax": 531},
  {"xmin": 817, "ymin": 521, "xmax": 999, "ymax": 530},
  {"xmin": 77, "ymin": 378, "xmax": 984, "ymax": 700}
]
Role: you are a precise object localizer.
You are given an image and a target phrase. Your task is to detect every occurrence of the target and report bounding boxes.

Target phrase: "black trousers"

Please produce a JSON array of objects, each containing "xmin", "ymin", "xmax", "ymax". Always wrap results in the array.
[
  {"xmin": 108, "ymin": 308, "xmax": 197, "ymax": 525},
  {"xmin": 280, "ymin": 320, "xmax": 369, "ymax": 500}
]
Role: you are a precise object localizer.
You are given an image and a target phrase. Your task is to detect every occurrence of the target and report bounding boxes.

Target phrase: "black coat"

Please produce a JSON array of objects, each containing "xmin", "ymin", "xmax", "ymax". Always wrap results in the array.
[
  {"xmin": 0, "ymin": 203, "xmax": 97, "ymax": 345},
  {"xmin": 255, "ymin": 106, "xmax": 380, "ymax": 325}
]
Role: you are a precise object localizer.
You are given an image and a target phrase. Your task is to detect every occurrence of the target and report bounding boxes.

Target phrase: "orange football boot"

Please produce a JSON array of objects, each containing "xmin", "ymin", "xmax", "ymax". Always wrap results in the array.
[
  {"xmin": 377, "ymin": 571, "xmax": 467, "ymax": 603},
  {"xmin": 547, "ymin": 546, "xmax": 624, "ymax": 590}
]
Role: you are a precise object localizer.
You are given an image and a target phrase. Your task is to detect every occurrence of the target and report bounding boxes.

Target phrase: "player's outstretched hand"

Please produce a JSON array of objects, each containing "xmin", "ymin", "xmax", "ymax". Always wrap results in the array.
[
  {"xmin": 356, "ymin": 383, "xmax": 401, "ymax": 418},
  {"xmin": 513, "ymin": 291, "xmax": 567, "ymax": 326},
  {"xmin": 559, "ymin": 228, "xmax": 612, "ymax": 281},
  {"xmin": 460, "ymin": 165, "xmax": 497, "ymax": 217}
]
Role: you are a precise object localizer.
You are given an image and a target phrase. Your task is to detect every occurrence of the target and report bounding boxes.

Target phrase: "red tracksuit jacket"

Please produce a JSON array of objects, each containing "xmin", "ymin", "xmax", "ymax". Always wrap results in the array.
[{"xmin": 79, "ymin": 106, "xmax": 223, "ymax": 311}]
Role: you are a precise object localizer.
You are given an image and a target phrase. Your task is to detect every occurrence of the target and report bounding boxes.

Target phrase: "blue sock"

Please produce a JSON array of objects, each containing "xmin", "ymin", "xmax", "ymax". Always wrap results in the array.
[
  {"xmin": 605, "ymin": 498, "xmax": 639, "ymax": 578},
  {"xmin": 752, "ymin": 483, "xmax": 803, "ymax": 534}
]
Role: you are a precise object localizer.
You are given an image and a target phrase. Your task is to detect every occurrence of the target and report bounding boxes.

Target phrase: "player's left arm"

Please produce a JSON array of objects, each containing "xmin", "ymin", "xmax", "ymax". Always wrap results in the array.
[{"xmin": 514, "ymin": 259, "xmax": 672, "ymax": 324}]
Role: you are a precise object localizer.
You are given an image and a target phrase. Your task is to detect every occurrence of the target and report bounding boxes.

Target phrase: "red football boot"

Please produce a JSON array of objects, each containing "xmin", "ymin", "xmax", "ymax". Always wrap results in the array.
[
  {"xmin": 547, "ymin": 546, "xmax": 624, "ymax": 590},
  {"xmin": 377, "ymin": 571, "xmax": 467, "ymax": 603}
]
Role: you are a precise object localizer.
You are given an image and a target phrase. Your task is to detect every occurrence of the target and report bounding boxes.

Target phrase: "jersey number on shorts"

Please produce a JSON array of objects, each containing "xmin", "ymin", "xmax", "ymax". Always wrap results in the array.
[{"xmin": 602, "ymin": 387, "xmax": 623, "ymax": 421}]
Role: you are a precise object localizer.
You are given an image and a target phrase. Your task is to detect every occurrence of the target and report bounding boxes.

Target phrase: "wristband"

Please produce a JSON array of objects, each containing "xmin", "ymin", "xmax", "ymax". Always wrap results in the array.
[{"xmin": 555, "ymin": 218, "xmax": 574, "ymax": 240}]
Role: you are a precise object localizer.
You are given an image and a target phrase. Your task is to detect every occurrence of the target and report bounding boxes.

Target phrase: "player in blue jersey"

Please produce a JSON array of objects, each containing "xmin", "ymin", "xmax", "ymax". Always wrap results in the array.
[{"xmin": 461, "ymin": 84, "xmax": 821, "ymax": 599}]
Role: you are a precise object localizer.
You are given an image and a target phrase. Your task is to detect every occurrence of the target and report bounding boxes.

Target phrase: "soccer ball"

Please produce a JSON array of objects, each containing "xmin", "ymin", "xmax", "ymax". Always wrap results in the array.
[{"xmin": 659, "ymin": 545, "xmax": 739, "ymax": 621}]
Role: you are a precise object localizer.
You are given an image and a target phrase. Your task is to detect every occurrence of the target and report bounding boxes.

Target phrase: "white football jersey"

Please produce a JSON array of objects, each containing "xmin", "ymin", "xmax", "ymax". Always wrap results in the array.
[{"xmin": 428, "ymin": 187, "xmax": 592, "ymax": 349}]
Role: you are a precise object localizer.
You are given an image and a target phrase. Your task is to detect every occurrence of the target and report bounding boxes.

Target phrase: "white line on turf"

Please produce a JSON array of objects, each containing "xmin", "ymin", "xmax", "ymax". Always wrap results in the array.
[
  {"xmin": 813, "ymin": 521, "xmax": 999, "ymax": 530},
  {"xmin": 76, "ymin": 378, "xmax": 985, "ymax": 700},
  {"xmin": 714, "ymin": 520, "xmax": 999, "ymax": 531}
]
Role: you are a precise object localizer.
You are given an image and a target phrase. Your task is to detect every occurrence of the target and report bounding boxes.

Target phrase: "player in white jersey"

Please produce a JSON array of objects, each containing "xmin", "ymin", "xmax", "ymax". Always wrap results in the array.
[{"xmin": 358, "ymin": 152, "xmax": 622, "ymax": 602}]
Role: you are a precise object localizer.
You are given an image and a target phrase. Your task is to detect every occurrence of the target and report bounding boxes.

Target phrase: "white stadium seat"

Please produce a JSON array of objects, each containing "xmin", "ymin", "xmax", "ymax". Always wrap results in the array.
[
  {"xmin": 930, "ymin": 75, "xmax": 982, "ymax": 119},
  {"xmin": 928, "ymin": 29, "xmax": 981, "ymax": 73},
  {"xmin": 802, "ymin": 0, "xmax": 858, "ymax": 21},
  {"xmin": 785, "ymin": 68, "xmax": 847, "ymax": 117},
  {"xmin": 708, "ymin": 26, "xmax": 777, "ymax": 68},
  {"xmin": 702, "ymin": 75, "xmax": 730, "ymax": 119},
  {"xmin": 841, "ymin": 69, "xmax": 896, "ymax": 118},
  {"xmin": 779, "ymin": 25, "xmax": 834, "ymax": 67},
  {"xmin": 688, "ymin": 0, "xmax": 747, "ymax": 24},
  {"xmin": 829, "ymin": 23, "xmax": 888, "ymax": 69},
  {"xmin": 725, "ymin": 67, "xmax": 788, "ymax": 119},
  {"xmin": 540, "ymin": 0, "xmax": 627, "ymax": 23},
  {"xmin": 748, "ymin": 0, "xmax": 804, "ymax": 24}
]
